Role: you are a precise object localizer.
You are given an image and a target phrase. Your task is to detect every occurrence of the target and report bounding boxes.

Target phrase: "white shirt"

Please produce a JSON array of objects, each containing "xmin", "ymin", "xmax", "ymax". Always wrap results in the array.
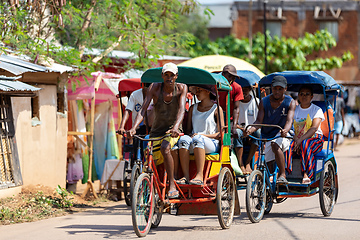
[
  {"xmin": 294, "ymin": 103, "xmax": 325, "ymax": 136},
  {"xmin": 192, "ymin": 103, "xmax": 217, "ymax": 135},
  {"xmin": 238, "ymin": 96, "xmax": 259, "ymax": 126}
]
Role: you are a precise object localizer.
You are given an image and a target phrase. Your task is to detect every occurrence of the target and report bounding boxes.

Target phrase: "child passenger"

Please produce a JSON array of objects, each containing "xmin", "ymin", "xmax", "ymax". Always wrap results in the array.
[{"xmin": 176, "ymin": 85, "xmax": 224, "ymax": 185}]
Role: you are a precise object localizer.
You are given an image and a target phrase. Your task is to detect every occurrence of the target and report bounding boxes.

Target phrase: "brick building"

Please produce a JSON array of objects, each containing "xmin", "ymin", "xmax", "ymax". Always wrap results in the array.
[{"xmin": 232, "ymin": 0, "xmax": 360, "ymax": 81}]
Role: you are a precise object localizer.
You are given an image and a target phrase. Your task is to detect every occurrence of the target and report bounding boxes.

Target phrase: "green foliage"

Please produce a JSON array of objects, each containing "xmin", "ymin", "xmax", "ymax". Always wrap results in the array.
[{"xmin": 186, "ymin": 29, "xmax": 353, "ymax": 72}]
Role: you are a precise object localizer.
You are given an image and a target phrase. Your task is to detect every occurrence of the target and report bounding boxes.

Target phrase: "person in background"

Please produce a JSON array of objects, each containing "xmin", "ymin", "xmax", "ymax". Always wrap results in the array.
[
  {"xmin": 233, "ymin": 85, "xmax": 260, "ymax": 175},
  {"xmin": 334, "ymin": 95, "xmax": 345, "ymax": 151}
]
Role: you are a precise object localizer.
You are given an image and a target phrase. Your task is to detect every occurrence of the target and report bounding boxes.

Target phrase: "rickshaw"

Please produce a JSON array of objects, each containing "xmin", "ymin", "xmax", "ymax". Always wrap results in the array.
[
  {"xmin": 245, "ymin": 71, "xmax": 339, "ymax": 223},
  {"xmin": 233, "ymin": 70, "xmax": 261, "ymax": 188},
  {"xmin": 117, "ymin": 78, "xmax": 143, "ymax": 206},
  {"xmin": 131, "ymin": 66, "xmax": 240, "ymax": 237}
]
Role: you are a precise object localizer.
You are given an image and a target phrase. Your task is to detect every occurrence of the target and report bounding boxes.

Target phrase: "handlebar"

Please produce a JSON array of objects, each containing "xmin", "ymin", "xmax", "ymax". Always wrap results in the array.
[
  {"xmin": 116, "ymin": 131, "xmax": 184, "ymax": 142},
  {"xmin": 244, "ymin": 124, "xmax": 293, "ymax": 142}
]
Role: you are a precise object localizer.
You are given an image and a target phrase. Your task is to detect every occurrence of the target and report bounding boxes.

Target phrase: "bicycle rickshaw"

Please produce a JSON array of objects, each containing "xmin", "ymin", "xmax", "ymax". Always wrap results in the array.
[
  {"xmin": 245, "ymin": 71, "xmax": 339, "ymax": 223},
  {"xmin": 131, "ymin": 66, "xmax": 240, "ymax": 237},
  {"xmin": 117, "ymin": 78, "xmax": 144, "ymax": 206}
]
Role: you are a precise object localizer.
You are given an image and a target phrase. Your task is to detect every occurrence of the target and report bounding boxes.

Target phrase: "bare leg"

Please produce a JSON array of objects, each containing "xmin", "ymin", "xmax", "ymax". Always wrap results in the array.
[
  {"xmin": 271, "ymin": 142, "xmax": 286, "ymax": 179},
  {"xmin": 171, "ymin": 149, "xmax": 179, "ymax": 179},
  {"xmin": 235, "ymin": 147, "xmax": 246, "ymax": 174},
  {"xmin": 179, "ymin": 148, "xmax": 190, "ymax": 181},
  {"xmin": 193, "ymin": 147, "xmax": 205, "ymax": 181},
  {"xmin": 161, "ymin": 140, "xmax": 176, "ymax": 194},
  {"xmin": 245, "ymin": 143, "xmax": 257, "ymax": 173},
  {"xmin": 334, "ymin": 133, "xmax": 339, "ymax": 151}
]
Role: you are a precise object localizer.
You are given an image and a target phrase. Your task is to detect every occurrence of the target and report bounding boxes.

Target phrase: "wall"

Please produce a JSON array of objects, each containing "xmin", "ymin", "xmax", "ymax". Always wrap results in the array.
[
  {"xmin": 233, "ymin": 1, "xmax": 360, "ymax": 81},
  {"xmin": 7, "ymin": 85, "xmax": 67, "ymax": 194}
]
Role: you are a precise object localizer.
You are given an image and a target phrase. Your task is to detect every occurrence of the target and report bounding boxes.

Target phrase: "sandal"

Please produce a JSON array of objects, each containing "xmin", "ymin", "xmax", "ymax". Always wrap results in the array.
[
  {"xmin": 168, "ymin": 190, "xmax": 179, "ymax": 199},
  {"xmin": 189, "ymin": 179, "xmax": 204, "ymax": 185},
  {"xmin": 276, "ymin": 176, "xmax": 288, "ymax": 185},
  {"xmin": 302, "ymin": 177, "xmax": 311, "ymax": 184},
  {"xmin": 176, "ymin": 177, "xmax": 188, "ymax": 185}
]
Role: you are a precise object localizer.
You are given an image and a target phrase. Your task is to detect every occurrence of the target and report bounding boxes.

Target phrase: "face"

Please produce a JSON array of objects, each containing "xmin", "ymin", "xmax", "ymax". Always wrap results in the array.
[
  {"xmin": 298, "ymin": 88, "xmax": 313, "ymax": 105},
  {"xmin": 271, "ymin": 85, "xmax": 286, "ymax": 100},
  {"xmin": 162, "ymin": 71, "xmax": 178, "ymax": 88},
  {"xmin": 242, "ymin": 86, "xmax": 252, "ymax": 98},
  {"xmin": 190, "ymin": 87, "xmax": 209, "ymax": 101},
  {"xmin": 222, "ymin": 71, "xmax": 236, "ymax": 84}
]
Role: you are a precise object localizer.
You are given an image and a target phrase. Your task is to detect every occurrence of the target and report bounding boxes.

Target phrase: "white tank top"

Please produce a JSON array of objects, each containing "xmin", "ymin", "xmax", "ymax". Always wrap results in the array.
[{"xmin": 192, "ymin": 103, "xmax": 217, "ymax": 135}]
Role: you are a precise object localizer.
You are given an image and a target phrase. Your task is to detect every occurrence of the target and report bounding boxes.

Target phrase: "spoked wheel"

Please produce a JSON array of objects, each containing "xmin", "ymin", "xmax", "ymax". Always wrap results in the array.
[
  {"xmin": 216, "ymin": 167, "xmax": 236, "ymax": 229},
  {"xmin": 132, "ymin": 173, "xmax": 154, "ymax": 237},
  {"xmin": 151, "ymin": 190, "xmax": 163, "ymax": 228},
  {"xmin": 129, "ymin": 164, "xmax": 141, "ymax": 206},
  {"xmin": 319, "ymin": 161, "xmax": 337, "ymax": 216},
  {"xmin": 264, "ymin": 187, "xmax": 273, "ymax": 215},
  {"xmin": 246, "ymin": 170, "xmax": 266, "ymax": 223}
]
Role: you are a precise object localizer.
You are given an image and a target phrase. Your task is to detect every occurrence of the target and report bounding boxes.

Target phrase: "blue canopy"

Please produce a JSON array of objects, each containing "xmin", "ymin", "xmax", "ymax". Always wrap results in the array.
[
  {"xmin": 141, "ymin": 66, "xmax": 231, "ymax": 91},
  {"xmin": 260, "ymin": 71, "xmax": 340, "ymax": 94},
  {"xmin": 235, "ymin": 70, "xmax": 261, "ymax": 87}
]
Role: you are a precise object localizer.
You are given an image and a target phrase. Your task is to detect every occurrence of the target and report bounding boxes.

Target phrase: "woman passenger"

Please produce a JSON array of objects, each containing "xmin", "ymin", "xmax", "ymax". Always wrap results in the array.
[
  {"xmin": 176, "ymin": 85, "xmax": 224, "ymax": 185},
  {"xmin": 286, "ymin": 86, "xmax": 325, "ymax": 184}
]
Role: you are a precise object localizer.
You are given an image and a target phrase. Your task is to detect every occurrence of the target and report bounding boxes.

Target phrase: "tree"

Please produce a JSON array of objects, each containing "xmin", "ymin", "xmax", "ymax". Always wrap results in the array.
[
  {"xmin": 0, "ymin": 0, "xmax": 199, "ymax": 75},
  {"xmin": 186, "ymin": 30, "xmax": 353, "ymax": 72}
]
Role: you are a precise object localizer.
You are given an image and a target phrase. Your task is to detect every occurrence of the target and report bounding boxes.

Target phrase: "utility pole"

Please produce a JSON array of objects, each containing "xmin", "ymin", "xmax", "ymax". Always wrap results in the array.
[{"xmin": 263, "ymin": 0, "xmax": 268, "ymax": 75}]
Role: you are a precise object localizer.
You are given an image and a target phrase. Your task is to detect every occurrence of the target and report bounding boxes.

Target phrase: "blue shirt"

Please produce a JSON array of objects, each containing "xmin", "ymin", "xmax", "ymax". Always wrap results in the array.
[{"xmin": 261, "ymin": 94, "xmax": 292, "ymax": 138}]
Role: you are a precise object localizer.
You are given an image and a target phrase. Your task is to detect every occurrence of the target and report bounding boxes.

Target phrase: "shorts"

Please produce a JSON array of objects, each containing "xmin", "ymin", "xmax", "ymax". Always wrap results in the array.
[
  {"xmin": 233, "ymin": 128, "xmax": 260, "ymax": 148},
  {"xmin": 264, "ymin": 132, "xmax": 291, "ymax": 162},
  {"xmin": 334, "ymin": 121, "xmax": 343, "ymax": 135},
  {"xmin": 150, "ymin": 135, "xmax": 180, "ymax": 165}
]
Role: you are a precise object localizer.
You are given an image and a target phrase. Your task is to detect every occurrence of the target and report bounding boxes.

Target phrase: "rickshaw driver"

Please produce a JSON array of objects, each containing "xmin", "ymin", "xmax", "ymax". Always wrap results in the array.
[
  {"xmin": 245, "ymin": 76, "xmax": 296, "ymax": 184},
  {"xmin": 128, "ymin": 62, "xmax": 188, "ymax": 199}
]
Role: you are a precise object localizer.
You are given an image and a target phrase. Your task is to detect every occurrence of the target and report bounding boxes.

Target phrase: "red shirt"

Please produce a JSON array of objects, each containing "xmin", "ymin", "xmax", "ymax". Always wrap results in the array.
[{"xmin": 219, "ymin": 81, "xmax": 244, "ymax": 118}]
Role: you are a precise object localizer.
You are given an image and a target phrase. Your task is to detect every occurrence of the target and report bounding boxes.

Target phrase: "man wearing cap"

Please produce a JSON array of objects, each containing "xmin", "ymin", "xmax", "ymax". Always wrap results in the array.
[
  {"xmin": 245, "ymin": 75, "xmax": 296, "ymax": 184},
  {"xmin": 129, "ymin": 62, "xmax": 188, "ymax": 198},
  {"xmin": 220, "ymin": 64, "xmax": 244, "ymax": 137}
]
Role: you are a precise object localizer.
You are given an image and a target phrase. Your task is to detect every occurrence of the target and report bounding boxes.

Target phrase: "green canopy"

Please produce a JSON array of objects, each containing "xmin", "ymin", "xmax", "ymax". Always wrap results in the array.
[{"xmin": 141, "ymin": 66, "xmax": 231, "ymax": 91}]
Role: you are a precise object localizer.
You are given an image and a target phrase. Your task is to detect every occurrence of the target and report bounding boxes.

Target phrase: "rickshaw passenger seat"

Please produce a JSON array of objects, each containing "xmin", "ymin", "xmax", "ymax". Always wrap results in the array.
[{"xmin": 312, "ymin": 101, "xmax": 334, "ymax": 140}]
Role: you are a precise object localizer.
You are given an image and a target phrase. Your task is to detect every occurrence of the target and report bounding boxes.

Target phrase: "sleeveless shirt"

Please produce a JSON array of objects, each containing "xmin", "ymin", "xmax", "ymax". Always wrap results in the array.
[
  {"xmin": 262, "ymin": 94, "xmax": 292, "ymax": 138},
  {"xmin": 192, "ymin": 103, "xmax": 217, "ymax": 135},
  {"xmin": 150, "ymin": 83, "xmax": 180, "ymax": 137}
]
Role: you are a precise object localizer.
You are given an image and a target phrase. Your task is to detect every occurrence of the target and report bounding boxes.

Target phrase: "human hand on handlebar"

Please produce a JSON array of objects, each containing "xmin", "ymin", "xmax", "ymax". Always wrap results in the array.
[
  {"xmin": 166, "ymin": 128, "xmax": 180, "ymax": 138},
  {"xmin": 117, "ymin": 127, "xmax": 126, "ymax": 135},
  {"xmin": 280, "ymin": 129, "xmax": 288, "ymax": 138},
  {"xmin": 127, "ymin": 128, "xmax": 137, "ymax": 138},
  {"xmin": 244, "ymin": 126, "xmax": 255, "ymax": 137}
]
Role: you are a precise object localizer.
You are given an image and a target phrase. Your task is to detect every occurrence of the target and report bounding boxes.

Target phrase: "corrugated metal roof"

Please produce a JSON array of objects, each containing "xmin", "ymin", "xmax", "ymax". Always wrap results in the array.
[
  {"xmin": 0, "ymin": 54, "xmax": 74, "ymax": 75},
  {"xmin": 0, "ymin": 76, "xmax": 41, "ymax": 92}
]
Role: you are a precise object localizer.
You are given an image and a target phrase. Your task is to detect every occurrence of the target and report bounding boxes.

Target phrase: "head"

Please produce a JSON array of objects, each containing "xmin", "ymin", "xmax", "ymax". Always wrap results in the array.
[
  {"xmin": 222, "ymin": 64, "xmax": 239, "ymax": 84},
  {"xmin": 162, "ymin": 62, "xmax": 178, "ymax": 87},
  {"xmin": 189, "ymin": 85, "xmax": 216, "ymax": 102},
  {"xmin": 242, "ymin": 86, "xmax": 253, "ymax": 99},
  {"xmin": 271, "ymin": 75, "xmax": 287, "ymax": 100},
  {"xmin": 298, "ymin": 85, "xmax": 314, "ymax": 106}
]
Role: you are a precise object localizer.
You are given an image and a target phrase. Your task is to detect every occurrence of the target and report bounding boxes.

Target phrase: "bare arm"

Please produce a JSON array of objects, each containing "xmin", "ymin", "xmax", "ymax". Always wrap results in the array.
[
  {"xmin": 245, "ymin": 100, "xmax": 264, "ymax": 136},
  {"xmin": 185, "ymin": 105, "xmax": 194, "ymax": 135},
  {"xmin": 118, "ymin": 109, "xmax": 131, "ymax": 134},
  {"xmin": 281, "ymin": 99, "xmax": 296, "ymax": 137},
  {"xmin": 231, "ymin": 100, "xmax": 240, "ymax": 135}
]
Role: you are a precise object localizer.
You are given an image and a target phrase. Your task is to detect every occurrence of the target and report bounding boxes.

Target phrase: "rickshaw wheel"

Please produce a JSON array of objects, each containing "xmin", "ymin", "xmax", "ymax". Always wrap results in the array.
[
  {"xmin": 124, "ymin": 171, "xmax": 131, "ymax": 206},
  {"xmin": 132, "ymin": 173, "xmax": 154, "ymax": 237},
  {"xmin": 151, "ymin": 190, "xmax": 163, "ymax": 228},
  {"xmin": 129, "ymin": 164, "xmax": 141, "ymax": 206},
  {"xmin": 246, "ymin": 170, "xmax": 266, "ymax": 223},
  {"xmin": 319, "ymin": 161, "xmax": 336, "ymax": 216},
  {"xmin": 216, "ymin": 167, "xmax": 236, "ymax": 229}
]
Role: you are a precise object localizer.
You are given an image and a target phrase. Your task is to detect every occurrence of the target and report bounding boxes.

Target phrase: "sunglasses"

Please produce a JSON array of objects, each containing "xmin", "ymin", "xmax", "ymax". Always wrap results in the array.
[{"xmin": 299, "ymin": 92, "xmax": 311, "ymax": 97}]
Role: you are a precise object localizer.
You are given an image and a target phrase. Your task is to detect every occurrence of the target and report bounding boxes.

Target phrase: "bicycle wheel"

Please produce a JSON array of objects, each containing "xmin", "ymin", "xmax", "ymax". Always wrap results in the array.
[
  {"xmin": 151, "ymin": 189, "xmax": 163, "ymax": 228},
  {"xmin": 216, "ymin": 167, "xmax": 236, "ymax": 229},
  {"xmin": 130, "ymin": 164, "xmax": 141, "ymax": 205},
  {"xmin": 319, "ymin": 161, "xmax": 337, "ymax": 216},
  {"xmin": 132, "ymin": 173, "xmax": 154, "ymax": 237},
  {"xmin": 246, "ymin": 170, "xmax": 266, "ymax": 223}
]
